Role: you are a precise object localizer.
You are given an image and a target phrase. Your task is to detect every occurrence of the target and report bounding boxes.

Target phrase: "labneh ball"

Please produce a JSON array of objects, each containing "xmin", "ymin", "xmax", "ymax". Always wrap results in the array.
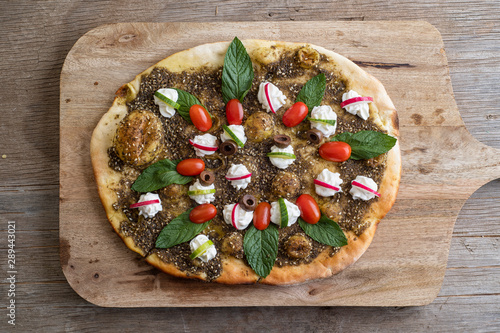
[
  {"xmin": 244, "ymin": 111, "xmax": 274, "ymax": 143},
  {"xmin": 114, "ymin": 110, "xmax": 164, "ymax": 167}
]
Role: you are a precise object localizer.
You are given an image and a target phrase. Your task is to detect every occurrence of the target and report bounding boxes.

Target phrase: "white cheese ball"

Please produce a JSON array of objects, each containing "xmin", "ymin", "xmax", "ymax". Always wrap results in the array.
[
  {"xmin": 189, "ymin": 234, "xmax": 217, "ymax": 263},
  {"xmin": 268, "ymin": 145, "xmax": 295, "ymax": 169},
  {"xmin": 270, "ymin": 199, "xmax": 300, "ymax": 227},
  {"xmin": 153, "ymin": 88, "xmax": 178, "ymax": 118}
]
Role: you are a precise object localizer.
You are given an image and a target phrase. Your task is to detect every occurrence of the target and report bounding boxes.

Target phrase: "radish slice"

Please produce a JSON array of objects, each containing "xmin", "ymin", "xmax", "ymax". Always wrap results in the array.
[
  {"xmin": 340, "ymin": 96, "xmax": 373, "ymax": 108},
  {"xmin": 189, "ymin": 139, "xmax": 218, "ymax": 151},
  {"xmin": 264, "ymin": 83, "xmax": 275, "ymax": 113},
  {"xmin": 225, "ymin": 173, "xmax": 252, "ymax": 181},
  {"xmin": 352, "ymin": 180, "xmax": 380, "ymax": 197},
  {"xmin": 129, "ymin": 199, "xmax": 160, "ymax": 209},
  {"xmin": 231, "ymin": 203, "xmax": 239, "ymax": 229},
  {"xmin": 313, "ymin": 179, "xmax": 340, "ymax": 192}
]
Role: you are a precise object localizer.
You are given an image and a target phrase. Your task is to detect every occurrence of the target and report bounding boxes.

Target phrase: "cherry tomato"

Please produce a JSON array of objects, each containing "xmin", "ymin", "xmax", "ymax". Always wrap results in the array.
[
  {"xmin": 318, "ymin": 141, "xmax": 352, "ymax": 162},
  {"xmin": 253, "ymin": 202, "xmax": 271, "ymax": 230},
  {"xmin": 189, "ymin": 104, "xmax": 212, "ymax": 132},
  {"xmin": 189, "ymin": 204, "xmax": 217, "ymax": 224},
  {"xmin": 296, "ymin": 194, "xmax": 320, "ymax": 224},
  {"xmin": 226, "ymin": 99, "xmax": 244, "ymax": 125},
  {"xmin": 176, "ymin": 158, "xmax": 205, "ymax": 176},
  {"xmin": 282, "ymin": 102, "xmax": 308, "ymax": 127}
]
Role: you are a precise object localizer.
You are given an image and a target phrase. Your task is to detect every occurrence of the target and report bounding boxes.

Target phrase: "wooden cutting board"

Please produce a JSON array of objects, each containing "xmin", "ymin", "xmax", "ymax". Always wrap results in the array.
[{"xmin": 59, "ymin": 21, "xmax": 500, "ymax": 307}]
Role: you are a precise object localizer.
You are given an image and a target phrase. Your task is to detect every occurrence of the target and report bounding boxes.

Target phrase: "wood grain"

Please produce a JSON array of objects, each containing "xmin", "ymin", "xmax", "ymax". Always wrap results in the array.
[
  {"xmin": 1, "ymin": 0, "xmax": 500, "ymax": 331},
  {"xmin": 10, "ymin": 283, "xmax": 500, "ymax": 332},
  {"xmin": 59, "ymin": 21, "xmax": 500, "ymax": 307}
]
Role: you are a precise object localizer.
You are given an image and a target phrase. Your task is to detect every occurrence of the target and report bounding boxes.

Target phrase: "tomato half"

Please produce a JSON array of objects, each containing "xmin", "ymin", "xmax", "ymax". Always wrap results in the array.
[
  {"xmin": 226, "ymin": 99, "xmax": 244, "ymax": 125},
  {"xmin": 296, "ymin": 194, "xmax": 320, "ymax": 224},
  {"xmin": 176, "ymin": 158, "xmax": 205, "ymax": 176},
  {"xmin": 189, "ymin": 104, "xmax": 212, "ymax": 132},
  {"xmin": 253, "ymin": 202, "xmax": 271, "ymax": 230},
  {"xmin": 318, "ymin": 141, "xmax": 352, "ymax": 162},
  {"xmin": 282, "ymin": 102, "xmax": 308, "ymax": 127},
  {"xmin": 189, "ymin": 204, "xmax": 217, "ymax": 224}
]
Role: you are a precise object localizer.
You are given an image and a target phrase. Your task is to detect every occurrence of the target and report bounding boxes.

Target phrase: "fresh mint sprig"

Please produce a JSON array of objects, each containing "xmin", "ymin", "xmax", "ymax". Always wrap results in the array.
[
  {"xmin": 221, "ymin": 37, "xmax": 254, "ymax": 103},
  {"xmin": 243, "ymin": 224, "xmax": 279, "ymax": 278},
  {"xmin": 131, "ymin": 158, "xmax": 192, "ymax": 192},
  {"xmin": 295, "ymin": 73, "xmax": 326, "ymax": 112},
  {"xmin": 331, "ymin": 130, "xmax": 397, "ymax": 160},
  {"xmin": 172, "ymin": 88, "xmax": 204, "ymax": 124},
  {"xmin": 155, "ymin": 209, "xmax": 211, "ymax": 249},
  {"xmin": 298, "ymin": 214, "xmax": 348, "ymax": 247}
]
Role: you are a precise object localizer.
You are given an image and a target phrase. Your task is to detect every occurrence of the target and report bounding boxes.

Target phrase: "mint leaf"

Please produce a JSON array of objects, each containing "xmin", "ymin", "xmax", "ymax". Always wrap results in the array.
[
  {"xmin": 221, "ymin": 37, "xmax": 254, "ymax": 103},
  {"xmin": 331, "ymin": 130, "xmax": 397, "ymax": 160},
  {"xmin": 243, "ymin": 224, "xmax": 279, "ymax": 278},
  {"xmin": 173, "ymin": 88, "xmax": 203, "ymax": 124},
  {"xmin": 295, "ymin": 73, "xmax": 326, "ymax": 111},
  {"xmin": 155, "ymin": 209, "xmax": 211, "ymax": 248},
  {"xmin": 298, "ymin": 215, "xmax": 347, "ymax": 247},
  {"xmin": 131, "ymin": 158, "xmax": 193, "ymax": 192}
]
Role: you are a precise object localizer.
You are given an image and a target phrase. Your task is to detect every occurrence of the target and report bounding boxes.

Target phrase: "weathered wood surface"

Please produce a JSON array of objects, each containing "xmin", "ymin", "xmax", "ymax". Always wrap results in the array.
[{"xmin": 1, "ymin": 1, "xmax": 499, "ymax": 332}]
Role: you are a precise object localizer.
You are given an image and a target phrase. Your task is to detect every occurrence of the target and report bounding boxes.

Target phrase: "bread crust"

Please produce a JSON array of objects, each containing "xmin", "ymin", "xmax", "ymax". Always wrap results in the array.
[{"xmin": 90, "ymin": 40, "xmax": 401, "ymax": 285}]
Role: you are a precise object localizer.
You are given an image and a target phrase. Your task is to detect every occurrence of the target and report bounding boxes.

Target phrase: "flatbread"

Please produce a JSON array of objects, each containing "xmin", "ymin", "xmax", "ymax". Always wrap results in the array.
[{"xmin": 90, "ymin": 39, "xmax": 400, "ymax": 285}]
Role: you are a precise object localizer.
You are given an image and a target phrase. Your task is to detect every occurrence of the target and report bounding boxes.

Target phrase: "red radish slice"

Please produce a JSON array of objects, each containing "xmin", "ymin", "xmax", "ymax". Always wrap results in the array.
[
  {"xmin": 189, "ymin": 139, "xmax": 218, "ymax": 151},
  {"xmin": 129, "ymin": 199, "xmax": 160, "ymax": 209},
  {"xmin": 225, "ymin": 173, "xmax": 252, "ymax": 181},
  {"xmin": 264, "ymin": 83, "xmax": 275, "ymax": 113},
  {"xmin": 352, "ymin": 180, "xmax": 380, "ymax": 197},
  {"xmin": 313, "ymin": 179, "xmax": 340, "ymax": 192},
  {"xmin": 231, "ymin": 203, "xmax": 239, "ymax": 229},
  {"xmin": 340, "ymin": 96, "xmax": 373, "ymax": 108}
]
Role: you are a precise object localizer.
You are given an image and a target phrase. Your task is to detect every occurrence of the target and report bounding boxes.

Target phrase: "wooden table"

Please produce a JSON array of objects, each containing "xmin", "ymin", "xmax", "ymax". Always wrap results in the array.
[{"xmin": 1, "ymin": 1, "xmax": 499, "ymax": 331}]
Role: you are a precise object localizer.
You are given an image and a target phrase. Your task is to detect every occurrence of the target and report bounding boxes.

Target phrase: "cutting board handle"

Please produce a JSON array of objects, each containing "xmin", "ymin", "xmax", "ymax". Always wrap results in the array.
[
  {"xmin": 402, "ymin": 124, "xmax": 500, "ymax": 201},
  {"xmin": 466, "ymin": 134, "xmax": 500, "ymax": 187}
]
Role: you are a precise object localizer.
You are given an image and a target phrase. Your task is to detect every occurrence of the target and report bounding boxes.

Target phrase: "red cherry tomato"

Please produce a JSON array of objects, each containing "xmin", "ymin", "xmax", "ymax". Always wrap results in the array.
[
  {"xmin": 176, "ymin": 158, "xmax": 205, "ymax": 176},
  {"xmin": 296, "ymin": 194, "xmax": 320, "ymax": 224},
  {"xmin": 189, "ymin": 204, "xmax": 217, "ymax": 224},
  {"xmin": 318, "ymin": 141, "xmax": 352, "ymax": 162},
  {"xmin": 189, "ymin": 104, "xmax": 212, "ymax": 132},
  {"xmin": 226, "ymin": 99, "xmax": 244, "ymax": 125},
  {"xmin": 282, "ymin": 102, "xmax": 308, "ymax": 127},
  {"xmin": 253, "ymin": 202, "xmax": 271, "ymax": 230}
]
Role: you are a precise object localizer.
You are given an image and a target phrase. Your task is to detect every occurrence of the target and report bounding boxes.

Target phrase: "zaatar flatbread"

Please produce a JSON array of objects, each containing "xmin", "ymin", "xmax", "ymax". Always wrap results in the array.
[{"xmin": 90, "ymin": 39, "xmax": 401, "ymax": 285}]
